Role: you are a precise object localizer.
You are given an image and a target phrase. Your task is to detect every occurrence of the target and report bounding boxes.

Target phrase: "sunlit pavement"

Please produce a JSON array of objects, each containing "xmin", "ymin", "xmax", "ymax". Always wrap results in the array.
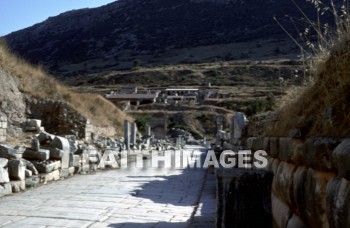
[{"xmin": 0, "ymin": 146, "xmax": 216, "ymax": 228}]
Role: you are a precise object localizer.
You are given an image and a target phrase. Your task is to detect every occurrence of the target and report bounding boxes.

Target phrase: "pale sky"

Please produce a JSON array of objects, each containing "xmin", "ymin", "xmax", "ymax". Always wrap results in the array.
[{"xmin": 0, "ymin": 0, "xmax": 117, "ymax": 36}]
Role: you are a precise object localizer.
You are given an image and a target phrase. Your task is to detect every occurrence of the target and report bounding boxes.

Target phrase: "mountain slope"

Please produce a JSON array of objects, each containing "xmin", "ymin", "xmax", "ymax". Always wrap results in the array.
[
  {"xmin": 0, "ymin": 42, "xmax": 128, "ymax": 136},
  {"xmin": 4, "ymin": 0, "xmax": 329, "ymax": 76}
]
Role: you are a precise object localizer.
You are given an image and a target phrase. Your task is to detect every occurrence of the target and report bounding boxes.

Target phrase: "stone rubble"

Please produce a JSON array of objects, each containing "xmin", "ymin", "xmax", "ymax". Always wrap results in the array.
[{"xmin": 0, "ymin": 118, "xmax": 191, "ymax": 198}]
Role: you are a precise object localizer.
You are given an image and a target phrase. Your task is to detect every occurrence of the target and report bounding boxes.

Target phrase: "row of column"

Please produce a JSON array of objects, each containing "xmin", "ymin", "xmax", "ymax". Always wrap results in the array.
[{"xmin": 124, "ymin": 120, "xmax": 151, "ymax": 150}]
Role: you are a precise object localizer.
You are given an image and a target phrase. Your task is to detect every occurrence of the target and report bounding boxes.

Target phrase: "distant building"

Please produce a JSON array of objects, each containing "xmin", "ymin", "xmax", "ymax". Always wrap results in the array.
[
  {"xmin": 163, "ymin": 88, "xmax": 199, "ymax": 104},
  {"xmin": 106, "ymin": 87, "xmax": 160, "ymax": 105},
  {"xmin": 106, "ymin": 87, "xmax": 213, "ymax": 105}
]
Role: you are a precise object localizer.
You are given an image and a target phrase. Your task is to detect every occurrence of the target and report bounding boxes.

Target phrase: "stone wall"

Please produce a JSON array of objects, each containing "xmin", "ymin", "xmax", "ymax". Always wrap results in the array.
[
  {"xmin": 247, "ymin": 136, "xmax": 350, "ymax": 228},
  {"xmin": 0, "ymin": 116, "xmax": 7, "ymax": 142},
  {"xmin": 26, "ymin": 98, "xmax": 88, "ymax": 138},
  {"xmin": 26, "ymin": 98, "xmax": 116, "ymax": 140}
]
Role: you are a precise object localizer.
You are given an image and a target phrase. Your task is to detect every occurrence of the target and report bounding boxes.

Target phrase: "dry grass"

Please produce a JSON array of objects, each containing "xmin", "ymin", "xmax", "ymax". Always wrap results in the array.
[
  {"xmin": 267, "ymin": 1, "xmax": 350, "ymax": 137},
  {"xmin": 0, "ymin": 40, "xmax": 129, "ymax": 134}
]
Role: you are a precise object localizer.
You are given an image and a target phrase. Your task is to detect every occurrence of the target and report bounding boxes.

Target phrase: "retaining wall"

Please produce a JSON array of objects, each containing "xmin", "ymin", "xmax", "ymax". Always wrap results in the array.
[{"xmin": 247, "ymin": 136, "xmax": 350, "ymax": 228}]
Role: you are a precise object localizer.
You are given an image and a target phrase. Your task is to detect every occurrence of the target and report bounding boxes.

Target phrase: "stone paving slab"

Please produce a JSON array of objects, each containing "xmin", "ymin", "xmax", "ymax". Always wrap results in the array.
[{"xmin": 0, "ymin": 146, "xmax": 216, "ymax": 227}]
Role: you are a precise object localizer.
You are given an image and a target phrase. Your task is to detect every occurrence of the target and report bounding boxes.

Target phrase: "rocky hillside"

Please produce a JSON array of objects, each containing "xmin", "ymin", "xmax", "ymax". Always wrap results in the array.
[
  {"xmin": 4, "ymin": 0, "xmax": 329, "ymax": 76},
  {"xmin": 0, "ymin": 43, "xmax": 128, "ymax": 139},
  {"xmin": 0, "ymin": 69, "xmax": 26, "ymax": 125}
]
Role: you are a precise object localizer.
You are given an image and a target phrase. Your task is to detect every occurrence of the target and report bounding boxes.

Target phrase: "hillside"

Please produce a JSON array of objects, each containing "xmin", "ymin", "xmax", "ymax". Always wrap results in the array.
[
  {"xmin": 0, "ymin": 41, "xmax": 128, "ymax": 138},
  {"xmin": 264, "ymin": 4, "xmax": 350, "ymax": 137},
  {"xmin": 3, "ymin": 0, "xmax": 328, "ymax": 77}
]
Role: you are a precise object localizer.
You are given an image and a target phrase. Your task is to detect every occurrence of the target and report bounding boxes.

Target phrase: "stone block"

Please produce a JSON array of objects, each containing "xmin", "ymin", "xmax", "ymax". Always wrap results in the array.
[
  {"xmin": 89, "ymin": 155, "xmax": 99, "ymax": 164},
  {"xmin": 326, "ymin": 177, "xmax": 350, "ymax": 228},
  {"xmin": 0, "ymin": 144, "xmax": 18, "ymax": 159},
  {"xmin": 23, "ymin": 149, "xmax": 50, "ymax": 161},
  {"xmin": 10, "ymin": 180, "xmax": 25, "ymax": 193},
  {"xmin": 289, "ymin": 139, "xmax": 305, "ymax": 166},
  {"xmin": 292, "ymin": 166, "xmax": 308, "ymax": 212},
  {"xmin": 49, "ymin": 148, "xmax": 64, "ymax": 159},
  {"xmin": 31, "ymin": 160, "xmax": 61, "ymax": 173},
  {"xmin": 50, "ymin": 136, "xmax": 70, "ymax": 169},
  {"xmin": 81, "ymin": 164, "xmax": 90, "ymax": 173},
  {"xmin": 50, "ymin": 136, "xmax": 70, "ymax": 152},
  {"xmin": 333, "ymin": 138, "xmax": 350, "ymax": 179},
  {"xmin": 68, "ymin": 140, "xmax": 78, "ymax": 153},
  {"xmin": 21, "ymin": 159, "xmax": 39, "ymax": 175},
  {"xmin": 305, "ymin": 138, "xmax": 340, "ymax": 171},
  {"xmin": 37, "ymin": 131, "xmax": 55, "ymax": 144},
  {"xmin": 0, "ymin": 158, "xmax": 8, "ymax": 168},
  {"xmin": 269, "ymin": 137, "xmax": 279, "ymax": 158},
  {"xmin": 273, "ymin": 161, "xmax": 296, "ymax": 206},
  {"xmin": 14, "ymin": 146, "xmax": 26, "ymax": 155},
  {"xmin": 0, "ymin": 183, "xmax": 12, "ymax": 197},
  {"xmin": 25, "ymin": 169, "xmax": 32, "ymax": 177},
  {"xmin": 286, "ymin": 214, "xmax": 308, "ymax": 228},
  {"xmin": 8, "ymin": 160, "xmax": 26, "ymax": 181},
  {"xmin": 31, "ymin": 139, "xmax": 40, "ymax": 151},
  {"xmin": 25, "ymin": 175, "xmax": 40, "ymax": 188},
  {"xmin": 272, "ymin": 194, "xmax": 291, "ymax": 228},
  {"xmin": 263, "ymin": 137, "xmax": 270, "ymax": 151},
  {"xmin": 25, "ymin": 119, "xmax": 42, "ymax": 132},
  {"xmin": 72, "ymin": 155, "xmax": 80, "ymax": 167},
  {"xmin": 300, "ymin": 169, "xmax": 333, "ymax": 228},
  {"xmin": 278, "ymin": 138, "xmax": 294, "ymax": 162},
  {"xmin": 60, "ymin": 167, "xmax": 75, "ymax": 178},
  {"xmin": 39, "ymin": 170, "xmax": 60, "ymax": 183},
  {"xmin": 0, "ymin": 167, "xmax": 9, "ymax": 184}
]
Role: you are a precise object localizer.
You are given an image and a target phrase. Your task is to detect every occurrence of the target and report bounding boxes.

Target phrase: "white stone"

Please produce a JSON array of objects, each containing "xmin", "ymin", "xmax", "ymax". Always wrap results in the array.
[
  {"xmin": 232, "ymin": 112, "xmax": 248, "ymax": 144},
  {"xmin": 0, "ymin": 167, "xmax": 10, "ymax": 183}
]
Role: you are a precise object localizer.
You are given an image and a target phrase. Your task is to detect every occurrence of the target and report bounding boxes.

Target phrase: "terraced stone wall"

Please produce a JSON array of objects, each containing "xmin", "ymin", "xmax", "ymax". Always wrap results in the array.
[{"xmin": 247, "ymin": 137, "xmax": 350, "ymax": 228}]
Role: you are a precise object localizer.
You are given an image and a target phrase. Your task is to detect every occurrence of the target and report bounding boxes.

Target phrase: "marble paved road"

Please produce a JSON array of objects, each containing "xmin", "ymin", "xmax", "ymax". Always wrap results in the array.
[{"xmin": 0, "ymin": 146, "xmax": 216, "ymax": 228}]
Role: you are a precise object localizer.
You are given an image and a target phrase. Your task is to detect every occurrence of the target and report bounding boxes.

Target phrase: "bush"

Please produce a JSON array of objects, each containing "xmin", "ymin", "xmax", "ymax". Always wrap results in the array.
[{"xmin": 133, "ymin": 114, "xmax": 151, "ymax": 134}]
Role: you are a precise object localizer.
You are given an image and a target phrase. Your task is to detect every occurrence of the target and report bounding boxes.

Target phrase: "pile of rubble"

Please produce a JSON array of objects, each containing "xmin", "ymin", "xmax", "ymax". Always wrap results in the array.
[
  {"xmin": 0, "ymin": 119, "xmax": 126, "ymax": 197},
  {"xmin": 0, "ymin": 118, "xmax": 193, "ymax": 198}
]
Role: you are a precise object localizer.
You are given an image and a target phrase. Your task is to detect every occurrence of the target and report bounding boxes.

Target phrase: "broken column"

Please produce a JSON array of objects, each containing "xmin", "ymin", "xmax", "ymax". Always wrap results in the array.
[
  {"xmin": 216, "ymin": 115, "xmax": 224, "ymax": 146},
  {"xmin": 84, "ymin": 119, "xmax": 94, "ymax": 142},
  {"xmin": 231, "ymin": 112, "xmax": 248, "ymax": 146},
  {"xmin": 0, "ymin": 116, "xmax": 7, "ymax": 142},
  {"xmin": 124, "ymin": 120, "xmax": 130, "ymax": 150},
  {"xmin": 146, "ymin": 125, "xmax": 151, "ymax": 138},
  {"xmin": 50, "ymin": 136, "xmax": 73, "ymax": 178},
  {"xmin": 131, "ymin": 122, "xmax": 137, "ymax": 146}
]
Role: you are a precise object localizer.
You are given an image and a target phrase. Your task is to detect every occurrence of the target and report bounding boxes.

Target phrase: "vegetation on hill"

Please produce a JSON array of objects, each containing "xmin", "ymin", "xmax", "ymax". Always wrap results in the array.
[
  {"xmin": 267, "ymin": 0, "xmax": 350, "ymax": 137},
  {"xmin": 0, "ymin": 39, "xmax": 128, "ymax": 132},
  {"xmin": 4, "ymin": 0, "xmax": 324, "ymax": 76}
]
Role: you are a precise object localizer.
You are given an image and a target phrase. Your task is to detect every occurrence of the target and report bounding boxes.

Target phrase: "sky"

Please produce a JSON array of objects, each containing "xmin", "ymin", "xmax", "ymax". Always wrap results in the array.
[{"xmin": 0, "ymin": 0, "xmax": 117, "ymax": 36}]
